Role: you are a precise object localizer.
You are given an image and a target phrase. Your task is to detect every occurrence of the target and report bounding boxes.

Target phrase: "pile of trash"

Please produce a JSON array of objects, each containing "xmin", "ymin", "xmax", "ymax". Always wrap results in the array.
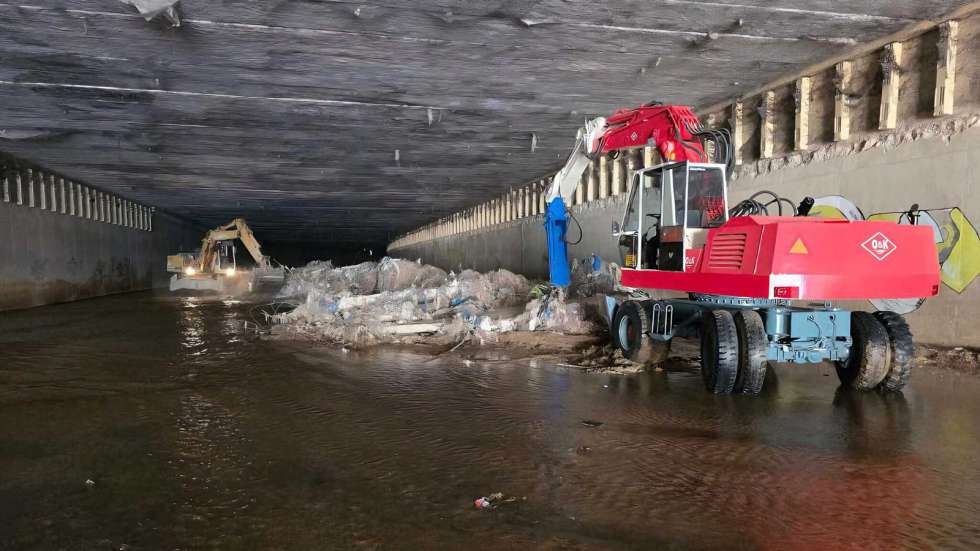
[
  {"xmin": 269, "ymin": 257, "xmax": 595, "ymax": 347},
  {"xmin": 569, "ymin": 254, "xmax": 617, "ymax": 298}
]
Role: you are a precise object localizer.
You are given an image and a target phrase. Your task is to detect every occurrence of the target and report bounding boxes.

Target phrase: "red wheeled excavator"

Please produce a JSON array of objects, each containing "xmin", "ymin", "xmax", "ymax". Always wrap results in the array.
[{"xmin": 544, "ymin": 104, "xmax": 940, "ymax": 395}]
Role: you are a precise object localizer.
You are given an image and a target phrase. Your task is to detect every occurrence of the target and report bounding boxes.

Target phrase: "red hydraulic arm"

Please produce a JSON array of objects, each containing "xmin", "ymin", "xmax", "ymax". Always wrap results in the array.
[{"xmin": 593, "ymin": 105, "xmax": 707, "ymax": 162}]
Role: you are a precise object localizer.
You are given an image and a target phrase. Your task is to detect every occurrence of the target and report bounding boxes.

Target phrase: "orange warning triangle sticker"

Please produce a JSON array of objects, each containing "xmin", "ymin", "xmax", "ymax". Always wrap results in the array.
[{"xmin": 789, "ymin": 238, "xmax": 809, "ymax": 254}]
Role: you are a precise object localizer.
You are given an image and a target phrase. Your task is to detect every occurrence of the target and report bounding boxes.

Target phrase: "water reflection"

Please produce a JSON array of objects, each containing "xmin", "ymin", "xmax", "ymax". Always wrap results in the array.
[{"xmin": 1, "ymin": 293, "xmax": 978, "ymax": 549}]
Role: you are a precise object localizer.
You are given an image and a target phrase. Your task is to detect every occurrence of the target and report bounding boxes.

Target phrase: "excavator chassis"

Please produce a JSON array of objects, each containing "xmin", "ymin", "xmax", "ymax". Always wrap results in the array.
[{"xmin": 601, "ymin": 292, "xmax": 913, "ymax": 396}]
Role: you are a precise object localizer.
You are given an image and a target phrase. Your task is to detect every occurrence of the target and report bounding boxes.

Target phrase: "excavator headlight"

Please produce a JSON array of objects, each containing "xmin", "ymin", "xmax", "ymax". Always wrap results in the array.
[
  {"xmin": 184, "ymin": 267, "xmax": 196, "ymax": 276},
  {"xmin": 225, "ymin": 268, "xmax": 236, "ymax": 277}
]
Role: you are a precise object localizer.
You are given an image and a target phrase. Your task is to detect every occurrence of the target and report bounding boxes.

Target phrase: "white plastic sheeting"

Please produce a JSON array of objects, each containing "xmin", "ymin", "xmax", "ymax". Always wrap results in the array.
[{"xmin": 271, "ymin": 257, "xmax": 592, "ymax": 347}]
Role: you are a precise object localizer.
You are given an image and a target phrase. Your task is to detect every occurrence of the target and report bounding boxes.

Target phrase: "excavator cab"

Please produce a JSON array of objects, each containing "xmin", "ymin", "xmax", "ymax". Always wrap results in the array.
[{"xmin": 615, "ymin": 162, "xmax": 728, "ymax": 271}]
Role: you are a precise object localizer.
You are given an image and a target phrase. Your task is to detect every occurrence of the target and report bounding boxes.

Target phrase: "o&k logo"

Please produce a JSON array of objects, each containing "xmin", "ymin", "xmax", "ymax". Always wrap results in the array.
[{"xmin": 861, "ymin": 231, "xmax": 897, "ymax": 261}]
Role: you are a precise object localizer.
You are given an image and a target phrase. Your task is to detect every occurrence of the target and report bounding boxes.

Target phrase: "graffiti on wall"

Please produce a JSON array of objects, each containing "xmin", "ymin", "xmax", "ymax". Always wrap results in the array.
[{"xmin": 809, "ymin": 196, "xmax": 980, "ymax": 314}]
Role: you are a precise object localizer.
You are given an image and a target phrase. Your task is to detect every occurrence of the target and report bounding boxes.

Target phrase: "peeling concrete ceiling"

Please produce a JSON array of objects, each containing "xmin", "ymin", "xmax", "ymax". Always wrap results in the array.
[{"xmin": 0, "ymin": 0, "xmax": 969, "ymax": 245}]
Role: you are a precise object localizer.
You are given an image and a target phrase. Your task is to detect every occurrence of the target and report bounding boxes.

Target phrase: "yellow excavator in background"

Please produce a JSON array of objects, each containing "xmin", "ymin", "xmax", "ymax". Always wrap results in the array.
[{"xmin": 167, "ymin": 218, "xmax": 285, "ymax": 292}]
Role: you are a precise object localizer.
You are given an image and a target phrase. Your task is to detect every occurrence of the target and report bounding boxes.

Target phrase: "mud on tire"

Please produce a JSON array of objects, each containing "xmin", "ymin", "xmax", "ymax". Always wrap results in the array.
[
  {"xmin": 701, "ymin": 310, "xmax": 739, "ymax": 394},
  {"xmin": 835, "ymin": 311, "xmax": 891, "ymax": 391},
  {"xmin": 734, "ymin": 310, "xmax": 768, "ymax": 396},
  {"xmin": 613, "ymin": 301, "xmax": 649, "ymax": 362},
  {"xmin": 873, "ymin": 311, "xmax": 915, "ymax": 392}
]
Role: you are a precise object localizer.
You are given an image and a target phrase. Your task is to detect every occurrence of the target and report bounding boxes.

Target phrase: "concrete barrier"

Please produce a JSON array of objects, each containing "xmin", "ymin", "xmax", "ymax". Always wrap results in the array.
[{"xmin": 0, "ymin": 201, "xmax": 202, "ymax": 311}]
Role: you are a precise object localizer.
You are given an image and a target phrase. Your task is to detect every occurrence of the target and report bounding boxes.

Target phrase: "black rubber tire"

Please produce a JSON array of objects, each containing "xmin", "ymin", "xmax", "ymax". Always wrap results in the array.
[
  {"xmin": 701, "ymin": 310, "xmax": 739, "ymax": 394},
  {"xmin": 835, "ymin": 312, "xmax": 891, "ymax": 391},
  {"xmin": 734, "ymin": 310, "xmax": 768, "ymax": 396},
  {"xmin": 873, "ymin": 311, "xmax": 915, "ymax": 392},
  {"xmin": 613, "ymin": 301, "xmax": 650, "ymax": 362}
]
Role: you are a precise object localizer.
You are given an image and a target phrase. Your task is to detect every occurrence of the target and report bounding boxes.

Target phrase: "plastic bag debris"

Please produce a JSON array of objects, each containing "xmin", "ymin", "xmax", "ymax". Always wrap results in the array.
[
  {"xmin": 569, "ymin": 254, "xmax": 617, "ymax": 298},
  {"xmin": 473, "ymin": 492, "xmax": 519, "ymax": 510},
  {"xmin": 272, "ymin": 257, "xmax": 596, "ymax": 347}
]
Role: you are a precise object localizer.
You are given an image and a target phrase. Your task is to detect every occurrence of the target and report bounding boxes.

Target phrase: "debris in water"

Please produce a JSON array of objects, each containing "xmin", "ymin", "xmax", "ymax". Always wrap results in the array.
[
  {"xmin": 473, "ymin": 492, "xmax": 518, "ymax": 510},
  {"xmin": 581, "ymin": 420, "xmax": 604, "ymax": 428}
]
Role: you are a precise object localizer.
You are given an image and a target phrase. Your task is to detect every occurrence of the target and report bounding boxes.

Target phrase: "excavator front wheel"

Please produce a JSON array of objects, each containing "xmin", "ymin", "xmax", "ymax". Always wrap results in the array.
[{"xmin": 614, "ymin": 301, "xmax": 669, "ymax": 365}]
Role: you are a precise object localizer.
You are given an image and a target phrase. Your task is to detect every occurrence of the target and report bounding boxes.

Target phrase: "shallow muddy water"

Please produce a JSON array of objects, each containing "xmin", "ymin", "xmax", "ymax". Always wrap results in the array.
[{"xmin": 2, "ymin": 292, "xmax": 979, "ymax": 550}]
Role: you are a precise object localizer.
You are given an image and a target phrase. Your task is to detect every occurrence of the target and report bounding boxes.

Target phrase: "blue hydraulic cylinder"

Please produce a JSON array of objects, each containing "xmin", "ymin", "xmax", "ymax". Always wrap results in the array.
[{"xmin": 544, "ymin": 197, "xmax": 571, "ymax": 286}]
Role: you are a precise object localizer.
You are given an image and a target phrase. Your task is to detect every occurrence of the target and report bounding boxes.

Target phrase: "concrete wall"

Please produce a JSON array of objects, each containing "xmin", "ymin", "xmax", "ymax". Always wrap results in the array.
[
  {"xmin": 0, "ymin": 200, "xmax": 202, "ymax": 311},
  {"xmin": 391, "ymin": 124, "xmax": 980, "ymax": 346}
]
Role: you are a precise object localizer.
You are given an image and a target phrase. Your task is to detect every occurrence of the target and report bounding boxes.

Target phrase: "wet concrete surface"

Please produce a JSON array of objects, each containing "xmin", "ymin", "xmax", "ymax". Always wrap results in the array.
[{"xmin": 2, "ymin": 292, "xmax": 980, "ymax": 550}]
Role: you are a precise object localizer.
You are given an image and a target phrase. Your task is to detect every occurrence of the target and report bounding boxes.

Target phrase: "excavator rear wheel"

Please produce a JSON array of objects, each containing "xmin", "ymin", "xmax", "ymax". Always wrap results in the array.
[
  {"xmin": 701, "ymin": 310, "xmax": 739, "ymax": 394},
  {"xmin": 873, "ymin": 311, "xmax": 915, "ymax": 392},
  {"xmin": 733, "ymin": 310, "xmax": 768, "ymax": 396},
  {"xmin": 835, "ymin": 312, "xmax": 891, "ymax": 391}
]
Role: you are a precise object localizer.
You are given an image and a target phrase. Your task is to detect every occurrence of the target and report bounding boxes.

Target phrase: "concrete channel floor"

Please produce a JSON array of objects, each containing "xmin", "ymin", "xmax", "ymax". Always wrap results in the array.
[{"xmin": 2, "ymin": 292, "xmax": 980, "ymax": 549}]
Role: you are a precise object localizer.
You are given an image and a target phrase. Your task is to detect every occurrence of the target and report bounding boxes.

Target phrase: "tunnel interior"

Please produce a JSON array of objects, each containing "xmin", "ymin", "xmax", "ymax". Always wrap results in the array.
[{"xmin": 1, "ymin": 0, "xmax": 970, "ymax": 253}]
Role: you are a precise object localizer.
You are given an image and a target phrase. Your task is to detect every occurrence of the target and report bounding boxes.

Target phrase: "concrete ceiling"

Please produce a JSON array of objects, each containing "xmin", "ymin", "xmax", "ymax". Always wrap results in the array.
[{"xmin": 0, "ymin": 0, "xmax": 969, "ymax": 245}]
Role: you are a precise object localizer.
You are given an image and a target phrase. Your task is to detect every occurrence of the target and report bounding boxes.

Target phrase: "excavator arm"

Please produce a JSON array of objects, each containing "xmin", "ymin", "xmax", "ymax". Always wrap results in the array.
[
  {"xmin": 196, "ymin": 218, "xmax": 270, "ymax": 272},
  {"xmin": 543, "ymin": 104, "xmax": 732, "ymax": 286}
]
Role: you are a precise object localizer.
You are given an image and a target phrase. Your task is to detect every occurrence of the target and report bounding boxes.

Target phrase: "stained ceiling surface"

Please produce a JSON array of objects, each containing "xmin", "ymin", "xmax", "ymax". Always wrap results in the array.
[{"xmin": 0, "ymin": 0, "xmax": 968, "ymax": 244}]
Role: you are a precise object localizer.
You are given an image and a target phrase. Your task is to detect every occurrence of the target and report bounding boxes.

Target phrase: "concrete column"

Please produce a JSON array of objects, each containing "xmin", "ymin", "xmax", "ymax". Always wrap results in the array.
[
  {"xmin": 26, "ymin": 168, "xmax": 35, "ymax": 207},
  {"xmin": 879, "ymin": 42, "xmax": 903, "ymax": 130},
  {"xmin": 539, "ymin": 180, "xmax": 546, "ymax": 212},
  {"xmin": 599, "ymin": 155, "xmax": 609, "ymax": 199},
  {"xmin": 1, "ymin": 171, "xmax": 8, "ymax": 203},
  {"xmin": 67, "ymin": 182, "xmax": 75, "ymax": 215},
  {"xmin": 49, "ymin": 175, "xmax": 57, "ymax": 212},
  {"xmin": 574, "ymin": 175, "xmax": 584, "ymax": 205},
  {"xmin": 586, "ymin": 161, "xmax": 596, "ymax": 202},
  {"xmin": 935, "ymin": 21, "xmax": 958, "ymax": 116},
  {"xmin": 732, "ymin": 101, "xmax": 744, "ymax": 165},
  {"xmin": 794, "ymin": 77, "xmax": 811, "ymax": 151},
  {"xmin": 38, "ymin": 171, "xmax": 47, "ymax": 210},
  {"xmin": 643, "ymin": 146, "xmax": 658, "ymax": 188},
  {"xmin": 760, "ymin": 91, "xmax": 775, "ymax": 159},
  {"xmin": 612, "ymin": 156, "xmax": 624, "ymax": 195},
  {"xmin": 834, "ymin": 61, "xmax": 852, "ymax": 141},
  {"xmin": 14, "ymin": 170, "xmax": 23, "ymax": 205},
  {"xmin": 59, "ymin": 178, "xmax": 66, "ymax": 214}
]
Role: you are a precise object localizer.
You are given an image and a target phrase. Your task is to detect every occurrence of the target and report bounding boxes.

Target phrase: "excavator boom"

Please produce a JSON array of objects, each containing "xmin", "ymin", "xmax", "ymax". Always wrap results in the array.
[
  {"xmin": 197, "ymin": 218, "xmax": 270, "ymax": 273},
  {"xmin": 544, "ymin": 104, "xmax": 732, "ymax": 285}
]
